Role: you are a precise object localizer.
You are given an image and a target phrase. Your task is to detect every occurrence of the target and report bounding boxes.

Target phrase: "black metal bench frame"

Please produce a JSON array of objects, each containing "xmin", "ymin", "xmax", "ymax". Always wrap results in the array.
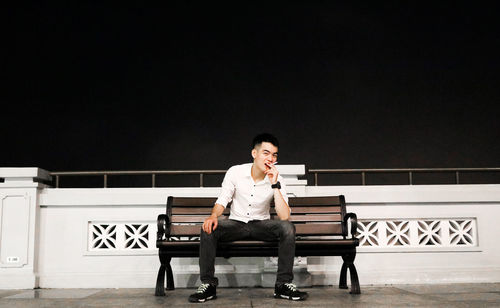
[{"xmin": 155, "ymin": 195, "xmax": 360, "ymax": 296}]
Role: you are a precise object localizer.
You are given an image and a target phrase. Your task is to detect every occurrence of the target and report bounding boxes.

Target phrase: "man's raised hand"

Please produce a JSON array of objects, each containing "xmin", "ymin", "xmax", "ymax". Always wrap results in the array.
[{"xmin": 264, "ymin": 162, "xmax": 279, "ymax": 184}]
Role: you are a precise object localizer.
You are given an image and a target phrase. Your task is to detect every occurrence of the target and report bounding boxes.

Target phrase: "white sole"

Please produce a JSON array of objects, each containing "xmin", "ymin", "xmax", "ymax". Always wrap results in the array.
[
  {"xmin": 190, "ymin": 295, "xmax": 216, "ymax": 303},
  {"xmin": 274, "ymin": 293, "xmax": 303, "ymax": 301},
  {"xmin": 199, "ymin": 295, "xmax": 214, "ymax": 302}
]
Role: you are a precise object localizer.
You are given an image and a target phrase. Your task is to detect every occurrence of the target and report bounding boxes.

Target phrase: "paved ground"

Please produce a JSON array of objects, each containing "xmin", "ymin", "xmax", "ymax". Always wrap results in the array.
[{"xmin": 1, "ymin": 283, "xmax": 499, "ymax": 307}]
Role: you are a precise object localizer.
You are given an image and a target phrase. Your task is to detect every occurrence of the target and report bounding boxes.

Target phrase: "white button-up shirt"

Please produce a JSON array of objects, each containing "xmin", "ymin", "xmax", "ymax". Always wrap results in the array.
[{"xmin": 215, "ymin": 163, "xmax": 289, "ymax": 223}]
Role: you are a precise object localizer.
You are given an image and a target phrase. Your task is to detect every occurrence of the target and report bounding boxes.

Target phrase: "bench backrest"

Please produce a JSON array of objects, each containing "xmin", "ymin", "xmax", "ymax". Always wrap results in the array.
[{"xmin": 166, "ymin": 196, "xmax": 347, "ymax": 237}]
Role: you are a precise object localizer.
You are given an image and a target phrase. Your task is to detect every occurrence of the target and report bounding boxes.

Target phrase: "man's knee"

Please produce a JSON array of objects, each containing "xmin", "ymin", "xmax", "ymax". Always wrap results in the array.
[
  {"xmin": 200, "ymin": 227, "xmax": 217, "ymax": 240},
  {"xmin": 278, "ymin": 220, "xmax": 296, "ymax": 237}
]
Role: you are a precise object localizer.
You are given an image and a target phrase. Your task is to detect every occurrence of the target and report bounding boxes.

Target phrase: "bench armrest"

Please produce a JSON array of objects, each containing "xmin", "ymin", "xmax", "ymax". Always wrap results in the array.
[
  {"xmin": 344, "ymin": 212, "xmax": 358, "ymax": 238},
  {"xmin": 157, "ymin": 214, "xmax": 171, "ymax": 241}
]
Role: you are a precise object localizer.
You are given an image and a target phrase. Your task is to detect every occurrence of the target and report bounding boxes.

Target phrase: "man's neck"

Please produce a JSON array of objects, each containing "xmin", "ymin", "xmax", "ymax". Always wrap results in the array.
[{"xmin": 251, "ymin": 164, "xmax": 266, "ymax": 183}]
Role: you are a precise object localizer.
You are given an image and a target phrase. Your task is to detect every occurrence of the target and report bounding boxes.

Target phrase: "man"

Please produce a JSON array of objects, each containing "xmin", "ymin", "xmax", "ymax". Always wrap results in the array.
[{"xmin": 189, "ymin": 133, "xmax": 308, "ymax": 303}]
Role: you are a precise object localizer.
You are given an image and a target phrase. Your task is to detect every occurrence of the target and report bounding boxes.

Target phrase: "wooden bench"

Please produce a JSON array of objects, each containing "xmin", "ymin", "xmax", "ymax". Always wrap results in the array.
[{"xmin": 155, "ymin": 195, "xmax": 360, "ymax": 296}]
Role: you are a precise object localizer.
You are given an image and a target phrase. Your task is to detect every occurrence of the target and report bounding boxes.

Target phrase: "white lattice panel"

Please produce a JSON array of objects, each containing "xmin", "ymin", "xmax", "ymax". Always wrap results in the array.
[
  {"xmin": 88, "ymin": 222, "xmax": 156, "ymax": 252},
  {"xmin": 356, "ymin": 218, "xmax": 477, "ymax": 249}
]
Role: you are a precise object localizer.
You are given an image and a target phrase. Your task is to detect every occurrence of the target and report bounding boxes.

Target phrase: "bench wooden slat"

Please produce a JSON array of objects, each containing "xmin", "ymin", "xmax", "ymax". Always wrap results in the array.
[
  {"xmin": 172, "ymin": 206, "xmax": 341, "ymax": 215},
  {"xmin": 171, "ymin": 214, "xmax": 342, "ymax": 223},
  {"xmin": 172, "ymin": 216, "xmax": 214, "ymax": 223},
  {"xmin": 158, "ymin": 239, "xmax": 357, "ymax": 248},
  {"xmin": 295, "ymin": 223, "xmax": 343, "ymax": 235},
  {"xmin": 170, "ymin": 216, "xmax": 231, "ymax": 223},
  {"xmin": 288, "ymin": 196, "xmax": 341, "ymax": 206},
  {"xmin": 172, "ymin": 208, "xmax": 231, "ymax": 215},
  {"xmin": 169, "ymin": 197, "xmax": 218, "ymax": 207},
  {"xmin": 170, "ymin": 222, "xmax": 343, "ymax": 236},
  {"xmin": 170, "ymin": 225, "xmax": 201, "ymax": 236},
  {"xmin": 288, "ymin": 214, "xmax": 342, "ymax": 222},
  {"xmin": 170, "ymin": 196, "xmax": 342, "ymax": 207},
  {"xmin": 272, "ymin": 206, "xmax": 341, "ymax": 214}
]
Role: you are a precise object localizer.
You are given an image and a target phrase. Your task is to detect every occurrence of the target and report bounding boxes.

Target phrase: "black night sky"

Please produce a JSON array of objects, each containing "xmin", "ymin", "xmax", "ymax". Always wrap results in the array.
[{"xmin": 3, "ymin": 3, "xmax": 500, "ymax": 174}]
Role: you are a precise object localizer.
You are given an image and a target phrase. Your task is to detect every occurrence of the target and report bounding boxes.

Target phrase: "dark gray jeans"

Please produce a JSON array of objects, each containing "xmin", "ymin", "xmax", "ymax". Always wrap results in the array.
[{"xmin": 199, "ymin": 218, "xmax": 296, "ymax": 286}]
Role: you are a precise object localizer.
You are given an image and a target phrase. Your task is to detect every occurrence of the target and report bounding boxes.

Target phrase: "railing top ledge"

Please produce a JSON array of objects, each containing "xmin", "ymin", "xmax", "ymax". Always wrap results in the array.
[
  {"xmin": 45, "ymin": 167, "xmax": 500, "ymax": 188},
  {"xmin": 50, "ymin": 170, "xmax": 227, "ymax": 176},
  {"xmin": 309, "ymin": 167, "xmax": 500, "ymax": 173}
]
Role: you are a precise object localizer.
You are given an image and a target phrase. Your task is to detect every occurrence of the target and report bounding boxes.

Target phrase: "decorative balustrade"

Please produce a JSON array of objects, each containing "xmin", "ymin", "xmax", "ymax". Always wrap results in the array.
[
  {"xmin": 45, "ymin": 167, "xmax": 500, "ymax": 188},
  {"xmin": 1, "ymin": 167, "xmax": 499, "ymax": 289}
]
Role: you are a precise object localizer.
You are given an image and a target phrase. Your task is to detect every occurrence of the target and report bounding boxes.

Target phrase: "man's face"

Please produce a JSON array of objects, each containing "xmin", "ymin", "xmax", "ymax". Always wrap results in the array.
[{"xmin": 252, "ymin": 142, "xmax": 278, "ymax": 173}]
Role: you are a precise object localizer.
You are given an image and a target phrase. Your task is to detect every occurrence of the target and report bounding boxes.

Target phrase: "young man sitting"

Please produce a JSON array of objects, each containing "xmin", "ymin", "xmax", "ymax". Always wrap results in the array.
[{"xmin": 189, "ymin": 133, "xmax": 308, "ymax": 303}]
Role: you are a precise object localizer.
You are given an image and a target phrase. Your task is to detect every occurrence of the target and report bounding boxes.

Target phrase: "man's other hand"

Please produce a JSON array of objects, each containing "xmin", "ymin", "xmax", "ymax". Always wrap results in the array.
[{"xmin": 202, "ymin": 215, "xmax": 218, "ymax": 234}]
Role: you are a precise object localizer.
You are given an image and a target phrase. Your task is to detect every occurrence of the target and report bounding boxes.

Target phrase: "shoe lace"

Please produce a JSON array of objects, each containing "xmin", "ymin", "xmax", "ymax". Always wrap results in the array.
[
  {"xmin": 284, "ymin": 283, "xmax": 297, "ymax": 291},
  {"xmin": 196, "ymin": 283, "xmax": 210, "ymax": 293}
]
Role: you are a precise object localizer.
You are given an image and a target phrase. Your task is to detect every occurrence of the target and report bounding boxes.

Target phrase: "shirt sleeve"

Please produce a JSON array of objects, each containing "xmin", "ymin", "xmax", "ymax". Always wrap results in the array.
[{"xmin": 215, "ymin": 166, "xmax": 236, "ymax": 208}]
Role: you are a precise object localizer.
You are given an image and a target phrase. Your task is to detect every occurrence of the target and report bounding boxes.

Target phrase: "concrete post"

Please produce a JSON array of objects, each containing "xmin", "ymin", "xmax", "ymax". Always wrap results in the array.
[{"xmin": 0, "ymin": 168, "xmax": 51, "ymax": 289}]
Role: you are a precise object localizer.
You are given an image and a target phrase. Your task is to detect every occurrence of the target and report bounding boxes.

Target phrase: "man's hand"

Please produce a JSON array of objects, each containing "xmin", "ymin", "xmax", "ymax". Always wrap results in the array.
[
  {"xmin": 202, "ymin": 215, "xmax": 218, "ymax": 234},
  {"xmin": 264, "ymin": 162, "xmax": 279, "ymax": 184}
]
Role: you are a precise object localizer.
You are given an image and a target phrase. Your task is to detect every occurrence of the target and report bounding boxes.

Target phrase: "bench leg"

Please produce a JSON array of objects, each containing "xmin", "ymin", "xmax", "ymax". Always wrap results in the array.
[
  {"xmin": 348, "ymin": 263, "xmax": 361, "ymax": 294},
  {"xmin": 155, "ymin": 251, "xmax": 175, "ymax": 296},
  {"xmin": 165, "ymin": 256, "xmax": 175, "ymax": 290},
  {"xmin": 339, "ymin": 262, "xmax": 348, "ymax": 289},
  {"xmin": 339, "ymin": 253, "xmax": 361, "ymax": 294},
  {"xmin": 155, "ymin": 251, "xmax": 167, "ymax": 296}
]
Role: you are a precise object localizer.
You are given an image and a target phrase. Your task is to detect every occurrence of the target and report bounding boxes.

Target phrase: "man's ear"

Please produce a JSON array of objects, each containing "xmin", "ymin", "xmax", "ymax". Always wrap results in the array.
[{"xmin": 251, "ymin": 149, "xmax": 257, "ymax": 159}]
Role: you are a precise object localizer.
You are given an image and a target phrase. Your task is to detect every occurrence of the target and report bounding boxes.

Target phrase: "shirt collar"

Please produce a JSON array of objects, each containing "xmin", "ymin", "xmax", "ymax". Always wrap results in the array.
[{"xmin": 246, "ymin": 163, "xmax": 270, "ymax": 184}]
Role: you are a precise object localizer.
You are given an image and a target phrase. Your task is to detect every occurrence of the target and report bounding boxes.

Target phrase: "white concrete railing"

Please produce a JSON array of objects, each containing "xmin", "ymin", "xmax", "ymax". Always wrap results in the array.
[{"xmin": 1, "ymin": 166, "xmax": 499, "ymax": 289}]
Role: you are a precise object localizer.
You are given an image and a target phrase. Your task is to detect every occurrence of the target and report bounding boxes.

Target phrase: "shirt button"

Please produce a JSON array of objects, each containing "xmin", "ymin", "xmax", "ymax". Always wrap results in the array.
[
  {"xmin": 247, "ymin": 213, "xmax": 249, "ymax": 215},
  {"xmin": 249, "ymin": 204, "xmax": 251, "ymax": 206}
]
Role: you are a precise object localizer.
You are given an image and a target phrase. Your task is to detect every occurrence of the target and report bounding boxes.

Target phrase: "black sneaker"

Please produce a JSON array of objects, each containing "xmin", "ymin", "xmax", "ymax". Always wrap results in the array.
[
  {"xmin": 274, "ymin": 283, "xmax": 308, "ymax": 301},
  {"xmin": 188, "ymin": 283, "xmax": 217, "ymax": 303}
]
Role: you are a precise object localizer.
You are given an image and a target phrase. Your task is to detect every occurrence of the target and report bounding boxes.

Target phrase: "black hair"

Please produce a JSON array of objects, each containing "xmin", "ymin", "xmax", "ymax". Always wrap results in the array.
[{"xmin": 252, "ymin": 133, "xmax": 279, "ymax": 149}]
